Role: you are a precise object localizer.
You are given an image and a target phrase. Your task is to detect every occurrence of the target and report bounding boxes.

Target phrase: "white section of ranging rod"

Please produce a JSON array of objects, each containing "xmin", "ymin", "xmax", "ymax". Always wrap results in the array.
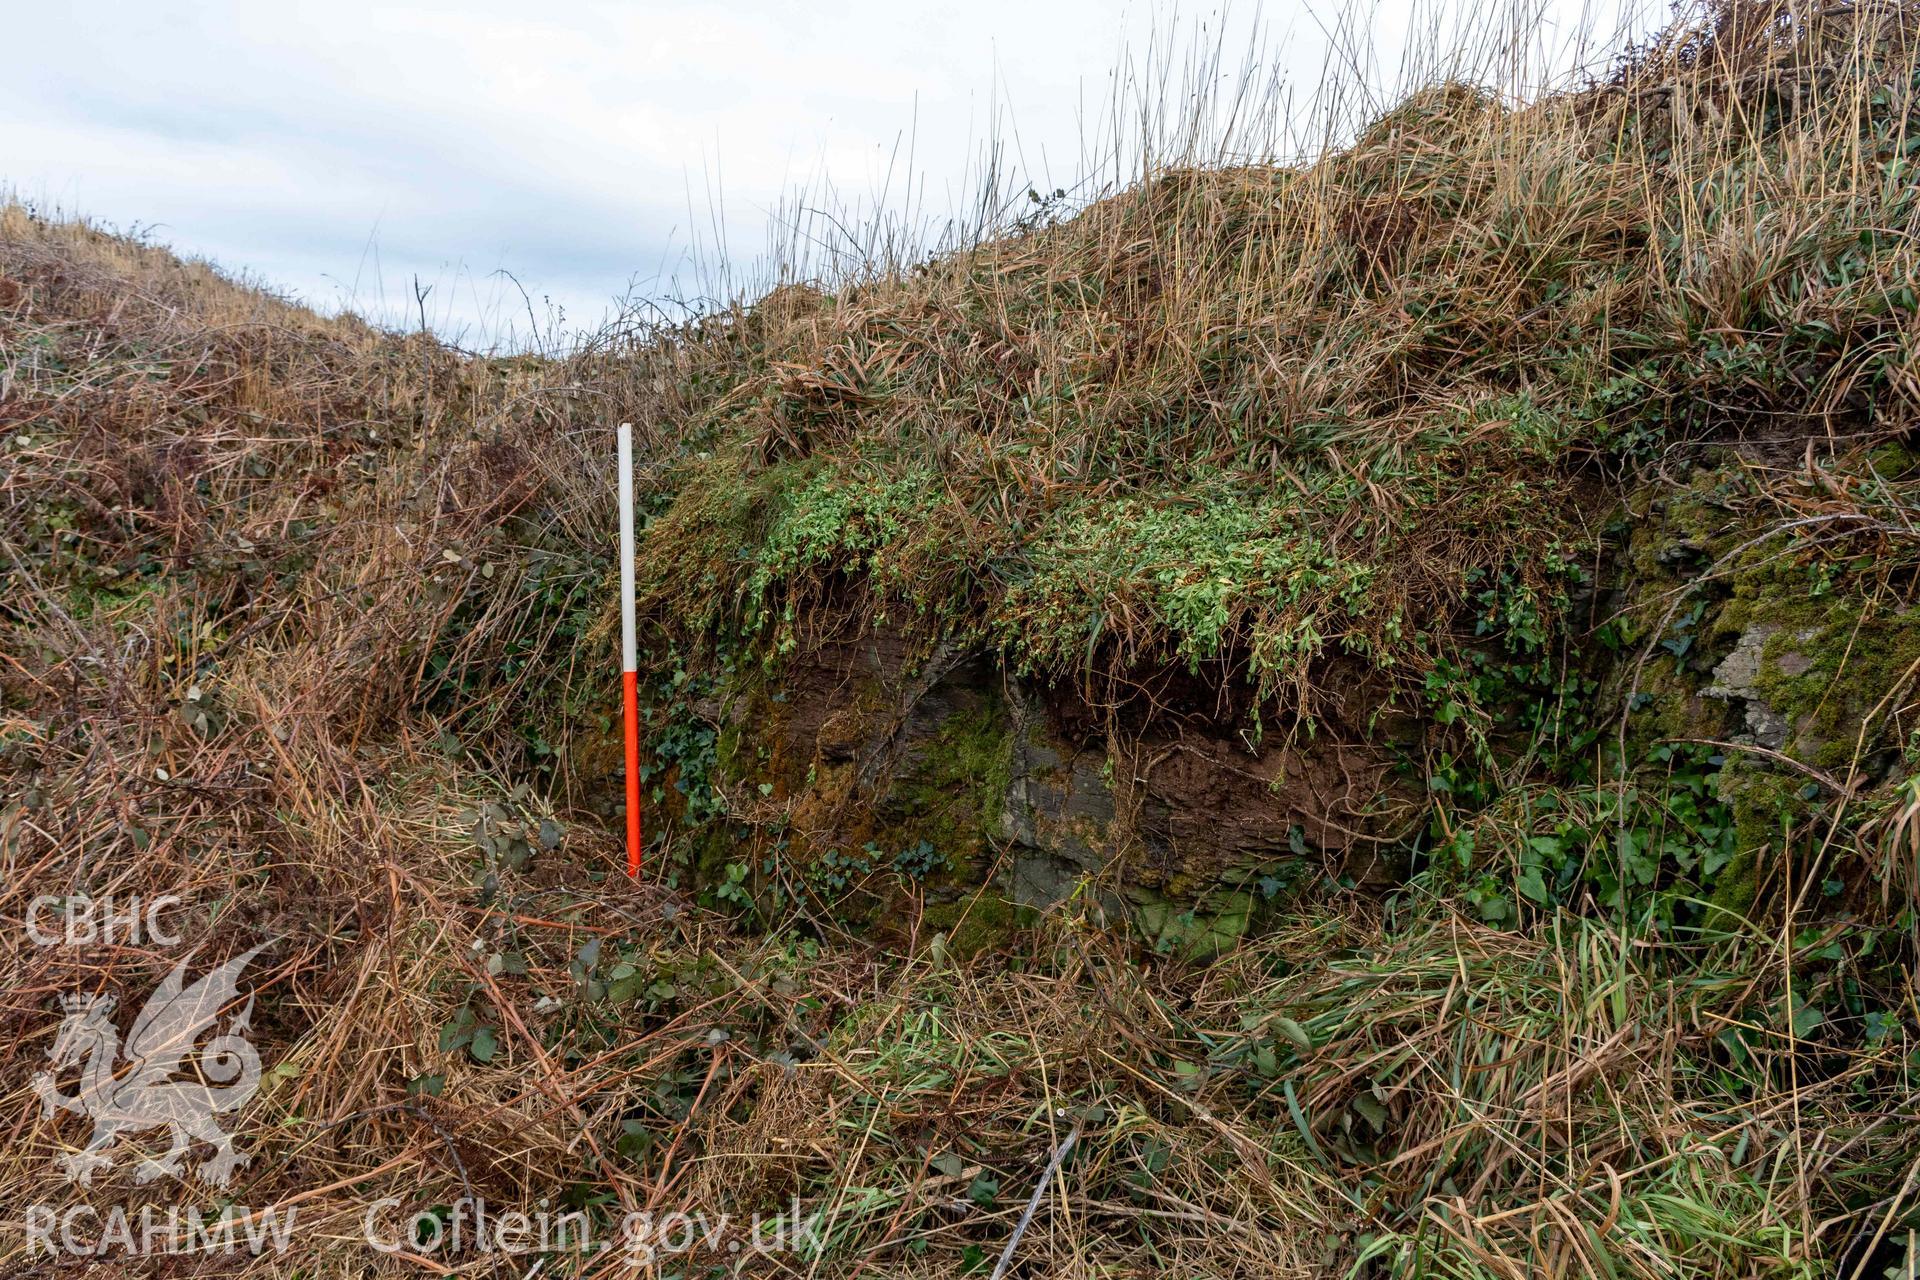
[{"xmin": 617, "ymin": 422, "xmax": 637, "ymax": 672}]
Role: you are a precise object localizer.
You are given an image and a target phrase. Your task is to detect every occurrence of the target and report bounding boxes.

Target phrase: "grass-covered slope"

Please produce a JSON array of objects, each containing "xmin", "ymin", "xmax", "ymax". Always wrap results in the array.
[
  {"xmin": 2, "ymin": 3, "xmax": 1919, "ymax": 1277},
  {"xmin": 618, "ymin": 0, "xmax": 1920, "ymax": 952},
  {"xmin": 637, "ymin": 5, "xmax": 1920, "ymax": 717}
]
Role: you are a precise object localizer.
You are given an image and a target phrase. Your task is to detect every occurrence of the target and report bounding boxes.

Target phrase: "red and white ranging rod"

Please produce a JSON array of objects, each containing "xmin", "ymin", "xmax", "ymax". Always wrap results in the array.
[{"xmin": 617, "ymin": 422, "xmax": 642, "ymax": 878}]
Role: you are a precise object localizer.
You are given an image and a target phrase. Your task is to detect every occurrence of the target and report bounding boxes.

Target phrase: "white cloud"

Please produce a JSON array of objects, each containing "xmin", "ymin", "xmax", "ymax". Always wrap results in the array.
[{"xmin": 6, "ymin": 0, "xmax": 1654, "ymax": 347}]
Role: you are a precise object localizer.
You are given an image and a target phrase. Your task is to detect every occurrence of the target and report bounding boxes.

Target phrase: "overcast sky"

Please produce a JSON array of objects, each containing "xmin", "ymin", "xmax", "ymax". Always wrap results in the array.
[{"xmin": 7, "ymin": 0, "xmax": 1652, "ymax": 348}]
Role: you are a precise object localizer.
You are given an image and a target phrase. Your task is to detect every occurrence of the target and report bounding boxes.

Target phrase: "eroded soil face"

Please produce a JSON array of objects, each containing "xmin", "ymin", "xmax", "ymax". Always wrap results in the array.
[{"xmin": 685, "ymin": 624, "xmax": 1418, "ymax": 946}]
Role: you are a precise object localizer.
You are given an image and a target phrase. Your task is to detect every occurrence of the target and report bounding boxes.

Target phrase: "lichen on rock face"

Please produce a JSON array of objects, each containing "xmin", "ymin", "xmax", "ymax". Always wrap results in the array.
[
  {"xmin": 997, "ymin": 702, "xmax": 1114, "ymax": 910},
  {"xmin": 1739, "ymin": 598, "xmax": 1920, "ymax": 774},
  {"xmin": 1705, "ymin": 620, "xmax": 1799, "ymax": 750},
  {"xmin": 1604, "ymin": 453, "xmax": 1920, "ymax": 922}
]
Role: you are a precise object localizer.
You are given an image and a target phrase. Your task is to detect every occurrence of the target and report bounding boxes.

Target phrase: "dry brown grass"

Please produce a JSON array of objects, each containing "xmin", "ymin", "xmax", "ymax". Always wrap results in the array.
[
  {"xmin": 2, "ymin": 2, "xmax": 1919, "ymax": 1276},
  {"xmin": 623, "ymin": 0, "xmax": 1920, "ymax": 741}
]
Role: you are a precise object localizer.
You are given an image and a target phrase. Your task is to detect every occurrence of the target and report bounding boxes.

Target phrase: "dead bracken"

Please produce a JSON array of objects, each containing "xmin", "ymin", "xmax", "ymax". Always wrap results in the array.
[{"xmin": 5, "ymin": 1, "xmax": 1920, "ymax": 1275}]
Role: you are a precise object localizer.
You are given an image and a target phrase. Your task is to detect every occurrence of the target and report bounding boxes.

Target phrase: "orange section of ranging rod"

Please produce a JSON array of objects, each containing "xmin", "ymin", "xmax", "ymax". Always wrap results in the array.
[{"xmin": 623, "ymin": 669, "xmax": 642, "ymax": 877}]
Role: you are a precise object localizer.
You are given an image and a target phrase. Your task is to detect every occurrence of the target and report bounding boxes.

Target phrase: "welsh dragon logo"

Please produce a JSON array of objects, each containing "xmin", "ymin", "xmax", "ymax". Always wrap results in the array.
[{"xmin": 32, "ymin": 944, "xmax": 267, "ymax": 1188}]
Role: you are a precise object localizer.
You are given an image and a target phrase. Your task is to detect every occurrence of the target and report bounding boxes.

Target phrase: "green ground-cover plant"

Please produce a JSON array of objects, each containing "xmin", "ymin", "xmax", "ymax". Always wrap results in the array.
[
  {"xmin": 4, "ymin": 2, "xmax": 1920, "ymax": 1276},
  {"xmin": 626, "ymin": 4, "xmax": 1920, "ymax": 749}
]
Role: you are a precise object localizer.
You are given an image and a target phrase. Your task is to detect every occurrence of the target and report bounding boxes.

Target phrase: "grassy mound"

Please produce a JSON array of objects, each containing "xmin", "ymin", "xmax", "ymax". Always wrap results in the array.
[
  {"xmin": 626, "ymin": 0, "xmax": 1920, "ymax": 957},
  {"xmin": 1, "ymin": 2, "xmax": 1918, "ymax": 1276},
  {"xmin": 635, "ymin": 0, "xmax": 1920, "ymax": 724}
]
